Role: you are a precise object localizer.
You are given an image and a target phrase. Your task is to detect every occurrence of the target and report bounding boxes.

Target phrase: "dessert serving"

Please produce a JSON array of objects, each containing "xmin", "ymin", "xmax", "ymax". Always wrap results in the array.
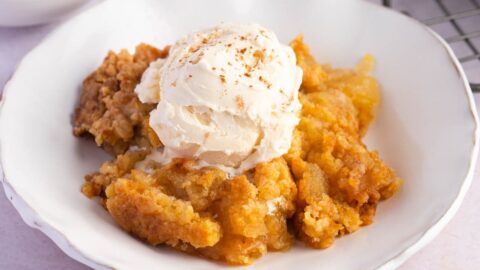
[{"xmin": 73, "ymin": 23, "xmax": 401, "ymax": 265}]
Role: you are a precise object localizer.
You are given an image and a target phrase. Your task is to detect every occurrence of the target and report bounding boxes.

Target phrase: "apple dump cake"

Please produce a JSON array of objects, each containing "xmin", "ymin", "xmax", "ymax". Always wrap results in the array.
[{"xmin": 73, "ymin": 23, "xmax": 401, "ymax": 265}]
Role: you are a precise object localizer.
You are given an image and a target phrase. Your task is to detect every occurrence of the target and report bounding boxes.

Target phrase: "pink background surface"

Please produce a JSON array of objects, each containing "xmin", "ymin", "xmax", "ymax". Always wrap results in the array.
[{"xmin": 1, "ymin": 1, "xmax": 479, "ymax": 269}]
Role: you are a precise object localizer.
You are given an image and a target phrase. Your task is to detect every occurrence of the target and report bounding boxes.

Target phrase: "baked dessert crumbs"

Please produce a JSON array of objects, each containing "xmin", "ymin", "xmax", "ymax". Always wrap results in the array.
[
  {"xmin": 74, "ymin": 37, "xmax": 401, "ymax": 265},
  {"xmin": 73, "ymin": 44, "xmax": 168, "ymax": 155}
]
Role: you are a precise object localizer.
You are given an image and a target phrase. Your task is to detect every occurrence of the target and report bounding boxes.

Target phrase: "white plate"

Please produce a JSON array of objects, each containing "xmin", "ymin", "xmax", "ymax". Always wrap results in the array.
[{"xmin": 0, "ymin": 0, "xmax": 478, "ymax": 269}]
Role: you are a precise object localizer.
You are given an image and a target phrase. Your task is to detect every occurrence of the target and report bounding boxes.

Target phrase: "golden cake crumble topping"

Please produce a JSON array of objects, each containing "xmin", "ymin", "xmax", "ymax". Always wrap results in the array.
[{"xmin": 73, "ymin": 36, "xmax": 401, "ymax": 265}]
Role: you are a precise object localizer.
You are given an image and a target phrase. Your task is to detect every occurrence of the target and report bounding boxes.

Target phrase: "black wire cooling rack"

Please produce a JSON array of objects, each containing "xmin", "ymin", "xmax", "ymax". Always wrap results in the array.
[{"xmin": 383, "ymin": 0, "xmax": 480, "ymax": 92}]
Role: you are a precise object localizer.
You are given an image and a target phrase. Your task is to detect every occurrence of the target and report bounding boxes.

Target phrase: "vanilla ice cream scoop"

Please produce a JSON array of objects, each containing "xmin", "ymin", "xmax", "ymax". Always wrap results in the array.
[{"xmin": 135, "ymin": 23, "xmax": 302, "ymax": 175}]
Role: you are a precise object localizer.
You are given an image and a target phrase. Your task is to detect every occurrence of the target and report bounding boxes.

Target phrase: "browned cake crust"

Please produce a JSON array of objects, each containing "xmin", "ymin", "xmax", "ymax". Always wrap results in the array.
[
  {"xmin": 90, "ymin": 155, "xmax": 296, "ymax": 265},
  {"xmin": 288, "ymin": 36, "xmax": 401, "ymax": 248},
  {"xmin": 73, "ymin": 44, "xmax": 168, "ymax": 155},
  {"xmin": 73, "ymin": 38, "xmax": 401, "ymax": 265}
]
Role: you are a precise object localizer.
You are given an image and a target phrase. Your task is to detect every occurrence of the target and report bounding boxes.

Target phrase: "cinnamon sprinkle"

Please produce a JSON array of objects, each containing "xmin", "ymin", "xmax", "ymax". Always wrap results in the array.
[
  {"xmin": 189, "ymin": 51, "xmax": 204, "ymax": 65},
  {"xmin": 235, "ymin": 95, "xmax": 245, "ymax": 109}
]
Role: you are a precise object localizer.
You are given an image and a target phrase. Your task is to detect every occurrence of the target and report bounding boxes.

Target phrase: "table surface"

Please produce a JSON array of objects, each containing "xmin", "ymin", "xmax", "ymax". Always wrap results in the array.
[{"xmin": 1, "ymin": 1, "xmax": 480, "ymax": 269}]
